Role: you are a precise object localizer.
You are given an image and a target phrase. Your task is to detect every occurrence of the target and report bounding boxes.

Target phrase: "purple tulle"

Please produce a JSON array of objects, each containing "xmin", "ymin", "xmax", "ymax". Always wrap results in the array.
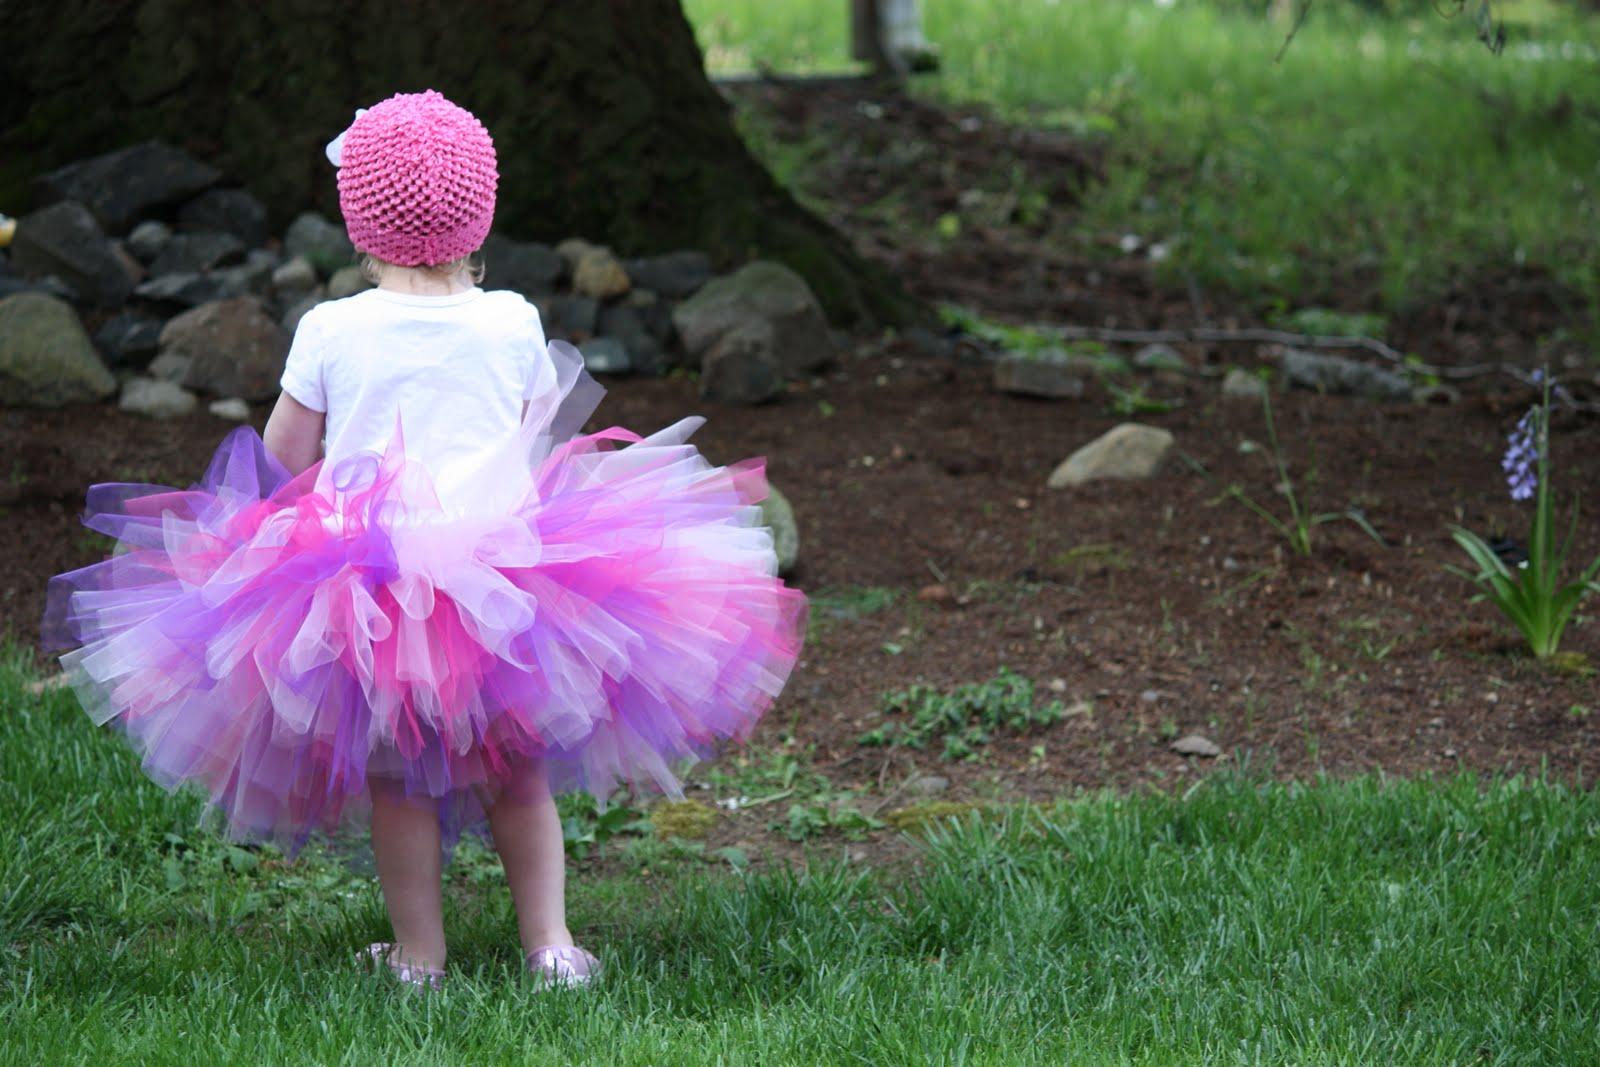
[{"xmin": 43, "ymin": 341, "xmax": 807, "ymax": 862}]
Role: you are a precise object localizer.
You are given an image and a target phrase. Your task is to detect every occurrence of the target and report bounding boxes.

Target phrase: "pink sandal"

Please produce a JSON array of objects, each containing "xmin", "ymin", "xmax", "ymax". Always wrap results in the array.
[
  {"xmin": 360, "ymin": 941, "xmax": 446, "ymax": 992},
  {"xmin": 525, "ymin": 944, "xmax": 601, "ymax": 989}
]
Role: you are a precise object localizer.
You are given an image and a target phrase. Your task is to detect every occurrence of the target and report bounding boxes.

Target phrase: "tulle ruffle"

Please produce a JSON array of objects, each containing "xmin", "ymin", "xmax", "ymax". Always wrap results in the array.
[{"xmin": 42, "ymin": 341, "xmax": 807, "ymax": 860}]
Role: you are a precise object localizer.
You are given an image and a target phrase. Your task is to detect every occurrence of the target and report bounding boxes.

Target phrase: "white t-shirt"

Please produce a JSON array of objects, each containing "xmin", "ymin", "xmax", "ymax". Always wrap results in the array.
[{"xmin": 279, "ymin": 287, "xmax": 556, "ymax": 508}]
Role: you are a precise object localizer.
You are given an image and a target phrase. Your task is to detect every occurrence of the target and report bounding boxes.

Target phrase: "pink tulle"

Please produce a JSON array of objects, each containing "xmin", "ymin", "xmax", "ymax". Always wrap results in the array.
[{"xmin": 43, "ymin": 342, "xmax": 807, "ymax": 860}]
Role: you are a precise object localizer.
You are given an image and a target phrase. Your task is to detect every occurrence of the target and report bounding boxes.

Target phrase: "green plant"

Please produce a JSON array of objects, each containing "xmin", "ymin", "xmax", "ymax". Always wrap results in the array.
[
  {"xmin": 557, "ymin": 790, "xmax": 650, "ymax": 860},
  {"xmin": 1105, "ymin": 380, "xmax": 1178, "ymax": 416},
  {"xmin": 1450, "ymin": 372, "xmax": 1600, "ymax": 661},
  {"xmin": 860, "ymin": 666, "xmax": 1066, "ymax": 760},
  {"xmin": 1214, "ymin": 390, "xmax": 1386, "ymax": 557}
]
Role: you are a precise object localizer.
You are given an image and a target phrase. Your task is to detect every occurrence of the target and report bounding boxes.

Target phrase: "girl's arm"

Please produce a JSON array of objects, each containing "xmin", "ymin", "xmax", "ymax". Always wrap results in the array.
[{"xmin": 262, "ymin": 392, "xmax": 326, "ymax": 475}]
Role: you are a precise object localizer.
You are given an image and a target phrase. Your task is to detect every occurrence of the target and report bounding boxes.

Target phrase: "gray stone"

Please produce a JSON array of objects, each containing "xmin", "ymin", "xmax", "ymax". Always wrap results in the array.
[
  {"xmin": 627, "ymin": 288, "xmax": 678, "ymax": 345},
  {"xmin": 177, "ymin": 188, "xmax": 270, "ymax": 247},
  {"xmin": 134, "ymin": 272, "xmax": 226, "ymax": 308},
  {"xmin": 761, "ymin": 483, "xmax": 799, "ymax": 575},
  {"xmin": 572, "ymin": 247, "xmax": 631, "ymax": 301},
  {"xmin": 1047, "ymin": 423, "xmax": 1175, "ymax": 489},
  {"xmin": 280, "ymin": 291, "xmax": 325, "ymax": 333},
  {"xmin": 159, "ymin": 298, "xmax": 290, "ymax": 401},
  {"xmin": 906, "ymin": 774, "xmax": 951, "ymax": 796},
  {"xmin": 208, "ymin": 397, "xmax": 251, "ymax": 421},
  {"xmin": 1170, "ymin": 734, "xmax": 1222, "ymax": 758},
  {"xmin": 1134, "ymin": 343, "xmax": 1187, "ymax": 373},
  {"xmin": 1279, "ymin": 348, "xmax": 1411, "ymax": 401},
  {"xmin": 0, "ymin": 275, "xmax": 79, "ymax": 302},
  {"xmin": 597, "ymin": 304, "xmax": 671, "ymax": 375},
  {"xmin": 149, "ymin": 231, "xmax": 245, "ymax": 276},
  {"xmin": 580, "ymin": 337, "xmax": 632, "ymax": 374},
  {"xmin": 901, "ymin": 325, "xmax": 957, "ymax": 360},
  {"xmin": 327, "ymin": 265, "xmax": 373, "ymax": 300},
  {"xmin": 284, "ymin": 212, "xmax": 355, "ymax": 277},
  {"xmin": 623, "ymin": 250, "xmax": 713, "ymax": 299},
  {"xmin": 673, "ymin": 261, "xmax": 835, "ymax": 377},
  {"xmin": 544, "ymin": 294, "xmax": 599, "ymax": 339},
  {"xmin": 119, "ymin": 377, "xmax": 198, "ymax": 418},
  {"xmin": 126, "ymin": 220, "xmax": 174, "ymax": 263},
  {"xmin": 10, "ymin": 201, "xmax": 139, "ymax": 306},
  {"xmin": 0, "ymin": 293, "xmax": 117, "ymax": 406},
  {"xmin": 1221, "ymin": 368, "xmax": 1268, "ymax": 401},
  {"xmin": 271, "ymin": 256, "xmax": 318, "ymax": 295},
  {"xmin": 210, "ymin": 249, "xmax": 279, "ymax": 299},
  {"xmin": 147, "ymin": 351, "xmax": 192, "ymax": 383},
  {"xmin": 94, "ymin": 312, "xmax": 165, "ymax": 367},
  {"xmin": 993, "ymin": 353, "xmax": 1087, "ymax": 399},
  {"xmin": 482, "ymin": 235, "xmax": 565, "ymax": 295},
  {"xmin": 35, "ymin": 141, "xmax": 221, "ymax": 234},
  {"xmin": 698, "ymin": 320, "xmax": 785, "ymax": 405}
]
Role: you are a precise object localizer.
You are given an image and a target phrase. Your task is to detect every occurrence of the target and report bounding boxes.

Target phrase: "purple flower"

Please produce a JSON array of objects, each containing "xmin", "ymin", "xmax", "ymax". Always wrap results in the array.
[{"xmin": 1502, "ymin": 407, "xmax": 1539, "ymax": 501}]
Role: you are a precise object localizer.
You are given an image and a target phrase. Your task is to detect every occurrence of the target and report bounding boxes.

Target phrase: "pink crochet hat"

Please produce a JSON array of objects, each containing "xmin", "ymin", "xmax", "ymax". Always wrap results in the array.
[{"xmin": 330, "ymin": 90, "xmax": 498, "ymax": 267}]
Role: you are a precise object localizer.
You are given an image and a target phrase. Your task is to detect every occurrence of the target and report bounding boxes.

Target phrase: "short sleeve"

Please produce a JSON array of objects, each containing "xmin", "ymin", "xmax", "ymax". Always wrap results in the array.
[
  {"xmin": 521, "ymin": 301, "xmax": 554, "ymax": 402},
  {"xmin": 279, "ymin": 310, "xmax": 328, "ymax": 412}
]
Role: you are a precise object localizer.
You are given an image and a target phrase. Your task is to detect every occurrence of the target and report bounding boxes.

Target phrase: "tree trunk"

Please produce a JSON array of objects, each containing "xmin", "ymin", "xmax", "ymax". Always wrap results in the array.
[{"xmin": 0, "ymin": 0, "xmax": 921, "ymax": 326}]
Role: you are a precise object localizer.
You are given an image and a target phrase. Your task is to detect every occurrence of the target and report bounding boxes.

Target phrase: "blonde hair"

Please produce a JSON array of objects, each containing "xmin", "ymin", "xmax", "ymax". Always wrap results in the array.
[{"xmin": 358, "ymin": 251, "xmax": 486, "ymax": 287}]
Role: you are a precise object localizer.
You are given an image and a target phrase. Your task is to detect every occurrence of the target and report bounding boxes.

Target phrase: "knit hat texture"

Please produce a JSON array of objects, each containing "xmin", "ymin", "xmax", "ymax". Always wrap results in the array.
[{"xmin": 335, "ymin": 90, "xmax": 498, "ymax": 267}]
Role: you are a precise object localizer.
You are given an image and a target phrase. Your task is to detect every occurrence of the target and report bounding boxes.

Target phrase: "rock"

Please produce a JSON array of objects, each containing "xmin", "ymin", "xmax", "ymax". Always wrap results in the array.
[
  {"xmin": 177, "ymin": 188, "xmax": 270, "ymax": 247},
  {"xmin": 210, "ymin": 249, "xmax": 280, "ymax": 299},
  {"xmin": 146, "ymin": 351, "xmax": 191, "ymax": 383},
  {"xmin": 906, "ymin": 774, "xmax": 951, "ymax": 796},
  {"xmin": 1221, "ymin": 368, "xmax": 1267, "ymax": 401},
  {"xmin": 572, "ymin": 247, "xmax": 631, "ymax": 301},
  {"xmin": 0, "ymin": 293, "xmax": 117, "ymax": 406},
  {"xmin": 993, "ymin": 353, "xmax": 1087, "ymax": 399},
  {"xmin": 283, "ymin": 212, "xmax": 355, "ymax": 277},
  {"xmin": 1279, "ymin": 348, "xmax": 1410, "ymax": 401},
  {"xmin": 1047, "ymin": 423, "xmax": 1175, "ymax": 489},
  {"xmin": 158, "ymin": 298, "xmax": 290, "ymax": 401},
  {"xmin": 623, "ymin": 250, "xmax": 713, "ymax": 299},
  {"xmin": 579, "ymin": 337, "xmax": 632, "ymax": 374},
  {"xmin": 1412, "ymin": 384, "xmax": 1462, "ymax": 406},
  {"xmin": 900, "ymin": 325, "xmax": 957, "ymax": 360},
  {"xmin": 761, "ymin": 483, "xmax": 799, "ymax": 575},
  {"xmin": 134, "ymin": 272, "xmax": 227, "ymax": 308},
  {"xmin": 125, "ymin": 220, "xmax": 174, "ymax": 263},
  {"xmin": 673, "ymin": 261, "xmax": 835, "ymax": 377},
  {"xmin": 208, "ymin": 397, "xmax": 251, "ymax": 421},
  {"xmin": 119, "ymin": 377, "xmax": 198, "ymax": 418},
  {"xmin": 626, "ymin": 288, "xmax": 678, "ymax": 345},
  {"xmin": 554, "ymin": 237, "xmax": 595, "ymax": 270},
  {"xmin": 271, "ymin": 256, "xmax": 318, "ymax": 295},
  {"xmin": 698, "ymin": 320, "xmax": 785, "ymax": 405},
  {"xmin": 543, "ymin": 294, "xmax": 599, "ymax": 339},
  {"xmin": 10, "ymin": 201, "xmax": 139, "ymax": 306},
  {"xmin": 1170, "ymin": 734, "xmax": 1222, "ymax": 758},
  {"xmin": 1134, "ymin": 343, "xmax": 1187, "ymax": 373},
  {"xmin": 481, "ymin": 235, "xmax": 565, "ymax": 295},
  {"xmin": 326, "ymin": 264, "xmax": 372, "ymax": 300},
  {"xmin": 35, "ymin": 141, "xmax": 221, "ymax": 234},
  {"xmin": 93, "ymin": 312, "xmax": 165, "ymax": 367},
  {"xmin": 148, "ymin": 231, "xmax": 245, "ymax": 276},
  {"xmin": 280, "ymin": 291, "xmax": 325, "ymax": 333},
  {"xmin": 0, "ymin": 275, "xmax": 80, "ymax": 302},
  {"xmin": 597, "ymin": 304, "xmax": 671, "ymax": 375}
]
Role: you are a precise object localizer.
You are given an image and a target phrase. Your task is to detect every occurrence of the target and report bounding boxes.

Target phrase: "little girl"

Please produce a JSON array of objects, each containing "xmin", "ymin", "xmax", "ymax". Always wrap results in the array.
[{"xmin": 42, "ymin": 90, "xmax": 808, "ymax": 992}]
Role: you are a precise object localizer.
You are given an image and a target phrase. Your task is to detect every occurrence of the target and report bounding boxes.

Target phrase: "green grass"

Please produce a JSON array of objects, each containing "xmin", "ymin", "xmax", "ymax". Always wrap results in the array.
[
  {"xmin": 5, "ymin": 648, "xmax": 1600, "ymax": 1063},
  {"xmin": 685, "ymin": 0, "xmax": 1600, "ymax": 314}
]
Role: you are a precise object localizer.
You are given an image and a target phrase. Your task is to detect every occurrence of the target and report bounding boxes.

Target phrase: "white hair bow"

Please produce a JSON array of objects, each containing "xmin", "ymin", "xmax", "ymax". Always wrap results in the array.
[{"xmin": 324, "ymin": 108, "xmax": 369, "ymax": 167}]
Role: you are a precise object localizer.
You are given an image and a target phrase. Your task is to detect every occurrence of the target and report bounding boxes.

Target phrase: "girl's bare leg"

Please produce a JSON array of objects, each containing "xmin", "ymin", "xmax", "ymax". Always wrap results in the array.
[
  {"xmin": 368, "ymin": 777, "xmax": 448, "ymax": 972},
  {"xmin": 487, "ymin": 758, "xmax": 575, "ymax": 954}
]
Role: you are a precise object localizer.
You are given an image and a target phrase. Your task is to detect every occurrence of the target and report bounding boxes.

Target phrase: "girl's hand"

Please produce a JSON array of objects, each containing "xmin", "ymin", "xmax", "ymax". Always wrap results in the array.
[{"xmin": 262, "ymin": 391, "xmax": 327, "ymax": 475}]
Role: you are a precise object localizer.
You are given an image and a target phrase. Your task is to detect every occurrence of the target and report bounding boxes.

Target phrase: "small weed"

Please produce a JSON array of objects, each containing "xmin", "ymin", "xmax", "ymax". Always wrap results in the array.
[
  {"xmin": 1049, "ymin": 543, "xmax": 1133, "ymax": 574},
  {"xmin": 860, "ymin": 666, "xmax": 1066, "ymax": 760},
  {"xmin": 558, "ymin": 790, "xmax": 651, "ymax": 859}
]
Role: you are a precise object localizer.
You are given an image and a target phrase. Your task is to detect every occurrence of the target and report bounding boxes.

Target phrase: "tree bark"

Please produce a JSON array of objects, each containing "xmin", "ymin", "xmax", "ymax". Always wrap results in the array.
[{"xmin": 0, "ymin": 0, "xmax": 921, "ymax": 325}]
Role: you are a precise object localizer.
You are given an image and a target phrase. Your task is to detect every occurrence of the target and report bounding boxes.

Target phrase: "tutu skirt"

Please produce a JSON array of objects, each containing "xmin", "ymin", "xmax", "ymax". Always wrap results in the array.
[{"xmin": 42, "ymin": 341, "xmax": 807, "ymax": 860}]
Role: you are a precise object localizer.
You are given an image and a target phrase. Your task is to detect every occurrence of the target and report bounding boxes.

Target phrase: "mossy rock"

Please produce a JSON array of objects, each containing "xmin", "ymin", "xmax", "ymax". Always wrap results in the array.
[
  {"xmin": 1547, "ymin": 651, "xmax": 1595, "ymax": 678},
  {"xmin": 884, "ymin": 800, "xmax": 988, "ymax": 833},
  {"xmin": 650, "ymin": 799, "xmax": 719, "ymax": 840}
]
